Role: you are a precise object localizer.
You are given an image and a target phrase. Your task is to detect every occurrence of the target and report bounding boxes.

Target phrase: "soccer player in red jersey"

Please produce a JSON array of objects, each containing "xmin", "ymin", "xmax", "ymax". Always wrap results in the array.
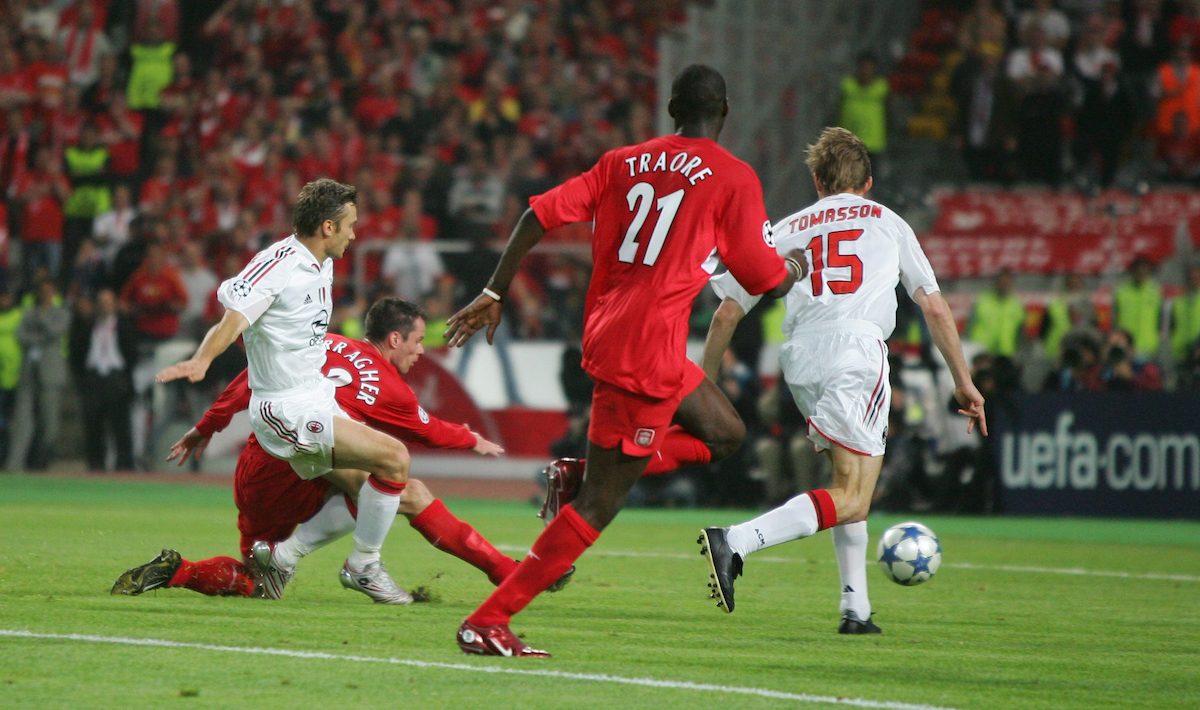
[
  {"xmin": 443, "ymin": 65, "xmax": 806, "ymax": 657},
  {"xmin": 112, "ymin": 299, "xmax": 533, "ymax": 601}
]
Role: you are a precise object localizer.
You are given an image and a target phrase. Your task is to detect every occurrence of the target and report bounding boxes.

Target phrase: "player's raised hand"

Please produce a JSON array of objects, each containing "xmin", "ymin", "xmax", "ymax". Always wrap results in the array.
[
  {"xmin": 445, "ymin": 293, "xmax": 503, "ymax": 347},
  {"xmin": 167, "ymin": 427, "xmax": 211, "ymax": 466},
  {"xmin": 157, "ymin": 358, "xmax": 209, "ymax": 383},
  {"xmin": 953, "ymin": 383, "xmax": 988, "ymax": 436},
  {"xmin": 472, "ymin": 431, "xmax": 504, "ymax": 457}
]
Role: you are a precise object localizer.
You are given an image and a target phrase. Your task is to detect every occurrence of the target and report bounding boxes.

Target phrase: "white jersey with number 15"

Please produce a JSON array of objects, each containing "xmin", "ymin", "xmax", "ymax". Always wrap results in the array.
[{"xmin": 710, "ymin": 192, "xmax": 940, "ymax": 340}]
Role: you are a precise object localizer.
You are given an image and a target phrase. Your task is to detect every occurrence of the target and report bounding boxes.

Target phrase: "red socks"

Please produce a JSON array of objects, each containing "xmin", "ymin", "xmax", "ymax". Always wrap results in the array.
[
  {"xmin": 642, "ymin": 426, "xmax": 712, "ymax": 476},
  {"xmin": 806, "ymin": 489, "xmax": 838, "ymax": 531},
  {"xmin": 168, "ymin": 557, "xmax": 257, "ymax": 597},
  {"xmin": 410, "ymin": 498, "xmax": 519, "ymax": 585},
  {"xmin": 368, "ymin": 474, "xmax": 406, "ymax": 495},
  {"xmin": 467, "ymin": 504, "xmax": 599, "ymax": 627}
]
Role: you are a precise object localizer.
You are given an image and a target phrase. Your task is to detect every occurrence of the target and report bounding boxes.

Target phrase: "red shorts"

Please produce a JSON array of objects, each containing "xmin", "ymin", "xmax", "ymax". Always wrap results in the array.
[
  {"xmin": 588, "ymin": 360, "xmax": 707, "ymax": 457},
  {"xmin": 233, "ymin": 436, "xmax": 332, "ymax": 559}
]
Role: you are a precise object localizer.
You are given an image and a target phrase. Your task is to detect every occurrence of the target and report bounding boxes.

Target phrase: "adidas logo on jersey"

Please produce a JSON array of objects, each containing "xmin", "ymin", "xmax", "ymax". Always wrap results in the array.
[{"xmin": 303, "ymin": 294, "xmax": 313, "ymax": 304}]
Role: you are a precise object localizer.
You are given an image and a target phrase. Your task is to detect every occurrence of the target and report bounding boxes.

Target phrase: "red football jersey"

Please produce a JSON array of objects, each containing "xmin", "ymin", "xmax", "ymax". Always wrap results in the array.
[
  {"xmin": 197, "ymin": 334, "xmax": 476, "ymax": 451},
  {"xmin": 530, "ymin": 134, "xmax": 786, "ymax": 398}
]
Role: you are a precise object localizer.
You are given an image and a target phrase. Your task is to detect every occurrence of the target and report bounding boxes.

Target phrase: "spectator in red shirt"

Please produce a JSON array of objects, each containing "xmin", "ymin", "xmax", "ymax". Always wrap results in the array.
[
  {"xmin": 118, "ymin": 241, "xmax": 188, "ymax": 346},
  {"xmin": 13, "ymin": 146, "xmax": 71, "ymax": 284},
  {"xmin": 139, "ymin": 154, "xmax": 178, "ymax": 212},
  {"xmin": 94, "ymin": 91, "xmax": 145, "ymax": 180},
  {"xmin": 0, "ymin": 46, "xmax": 33, "ymax": 115}
]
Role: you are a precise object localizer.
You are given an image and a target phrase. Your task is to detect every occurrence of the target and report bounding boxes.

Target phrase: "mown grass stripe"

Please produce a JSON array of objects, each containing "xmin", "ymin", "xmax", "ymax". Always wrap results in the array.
[
  {"xmin": 0, "ymin": 630, "xmax": 964, "ymax": 710},
  {"xmin": 493, "ymin": 545, "xmax": 1200, "ymax": 583}
]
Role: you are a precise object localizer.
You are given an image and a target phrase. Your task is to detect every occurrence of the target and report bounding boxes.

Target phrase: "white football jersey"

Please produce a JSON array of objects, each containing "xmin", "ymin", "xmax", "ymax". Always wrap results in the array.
[
  {"xmin": 711, "ymin": 193, "xmax": 939, "ymax": 339},
  {"xmin": 217, "ymin": 235, "xmax": 334, "ymax": 396}
]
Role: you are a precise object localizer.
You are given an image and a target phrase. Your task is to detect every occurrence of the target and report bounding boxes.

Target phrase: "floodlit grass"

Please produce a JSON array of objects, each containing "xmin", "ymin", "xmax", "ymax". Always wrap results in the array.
[{"xmin": 1, "ymin": 475, "xmax": 1198, "ymax": 709}]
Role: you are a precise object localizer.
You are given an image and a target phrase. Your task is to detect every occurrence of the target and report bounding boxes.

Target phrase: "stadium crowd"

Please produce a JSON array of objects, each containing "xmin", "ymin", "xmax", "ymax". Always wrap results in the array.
[{"xmin": 0, "ymin": 0, "xmax": 1197, "ymax": 516}]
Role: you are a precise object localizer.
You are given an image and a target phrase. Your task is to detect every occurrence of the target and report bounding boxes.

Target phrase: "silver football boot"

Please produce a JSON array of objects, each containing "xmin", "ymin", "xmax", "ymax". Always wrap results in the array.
[
  {"xmin": 250, "ymin": 540, "xmax": 295, "ymax": 600},
  {"xmin": 339, "ymin": 559, "xmax": 414, "ymax": 605}
]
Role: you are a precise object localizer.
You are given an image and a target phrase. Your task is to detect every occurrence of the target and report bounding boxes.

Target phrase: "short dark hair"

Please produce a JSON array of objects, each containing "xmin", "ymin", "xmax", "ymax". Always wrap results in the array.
[
  {"xmin": 670, "ymin": 65, "xmax": 726, "ymax": 123},
  {"xmin": 293, "ymin": 178, "xmax": 357, "ymax": 238},
  {"xmin": 365, "ymin": 297, "xmax": 427, "ymax": 343}
]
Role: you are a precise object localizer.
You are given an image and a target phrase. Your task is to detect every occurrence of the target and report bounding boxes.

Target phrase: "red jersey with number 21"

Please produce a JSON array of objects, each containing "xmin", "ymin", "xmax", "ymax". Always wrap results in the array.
[{"xmin": 530, "ymin": 135, "xmax": 787, "ymax": 399}]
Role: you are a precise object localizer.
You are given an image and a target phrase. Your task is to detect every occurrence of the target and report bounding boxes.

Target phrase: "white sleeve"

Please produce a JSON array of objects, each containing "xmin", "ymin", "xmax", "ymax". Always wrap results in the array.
[
  {"xmin": 217, "ymin": 256, "xmax": 292, "ymax": 325},
  {"xmin": 710, "ymin": 270, "xmax": 763, "ymax": 315},
  {"xmin": 895, "ymin": 216, "xmax": 940, "ymax": 298}
]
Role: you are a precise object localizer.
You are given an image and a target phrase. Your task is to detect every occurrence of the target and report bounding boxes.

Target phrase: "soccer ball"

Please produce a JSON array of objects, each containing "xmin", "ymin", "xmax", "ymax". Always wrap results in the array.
[{"xmin": 876, "ymin": 521, "xmax": 941, "ymax": 586}]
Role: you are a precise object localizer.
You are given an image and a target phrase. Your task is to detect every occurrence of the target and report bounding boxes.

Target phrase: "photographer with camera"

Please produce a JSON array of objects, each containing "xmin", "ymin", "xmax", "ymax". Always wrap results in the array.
[
  {"xmin": 1042, "ymin": 328, "xmax": 1102, "ymax": 391},
  {"xmin": 1089, "ymin": 328, "xmax": 1163, "ymax": 391}
]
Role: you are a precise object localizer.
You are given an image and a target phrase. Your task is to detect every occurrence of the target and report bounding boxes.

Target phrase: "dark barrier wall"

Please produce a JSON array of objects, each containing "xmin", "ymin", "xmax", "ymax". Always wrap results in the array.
[{"xmin": 992, "ymin": 393, "xmax": 1200, "ymax": 519}]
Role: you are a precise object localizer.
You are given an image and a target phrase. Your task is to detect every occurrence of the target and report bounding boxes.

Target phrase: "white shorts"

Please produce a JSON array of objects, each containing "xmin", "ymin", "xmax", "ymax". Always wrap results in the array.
[
  {"xmin": 249, "ymin": 378, "xmax": 346, "ymax": 479},
  {"xmin": 779, "ymin": 320, "xmax": 890, "ymax": 457}
]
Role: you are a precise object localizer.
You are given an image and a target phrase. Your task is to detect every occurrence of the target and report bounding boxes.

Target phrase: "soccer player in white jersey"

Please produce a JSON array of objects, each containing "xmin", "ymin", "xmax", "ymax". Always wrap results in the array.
[
  {"xmin": 697, "ymin": 128, "xmax": 987, "ymax": 633},
  {"xmin": 157, "ymin": 179, "xmax": 415, "ymax": 603}
]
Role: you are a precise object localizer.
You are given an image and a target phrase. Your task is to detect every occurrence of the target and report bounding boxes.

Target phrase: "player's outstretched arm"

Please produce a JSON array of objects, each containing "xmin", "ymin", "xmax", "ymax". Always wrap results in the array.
[
  {"xmin": 472, "ymin": 431, "xmax": 504, "ymax": 456},
  {"xmin": 156, "ymin": 308, "xmax": 250, "ymax": 383},
  {"xmin": 167, "ymin": 427, "xmax": 210, "ymax": 466},
  {"xmin": 445, "ymin": 208, "xmax": 546, "ymax": 347},
  {"xmin": 701, "ymin": 298, "xmax": 747, "ymax": 380},
  {"xmin": 913, "ymin": 288, "xmax": 988, "ymax": 436}
]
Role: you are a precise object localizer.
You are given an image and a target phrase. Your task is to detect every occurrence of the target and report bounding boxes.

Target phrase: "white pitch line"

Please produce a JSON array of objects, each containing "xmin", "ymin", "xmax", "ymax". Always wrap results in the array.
[
  {"xmin": 0, "ymin": 630, "xmax": 962, "ymax": 710},
  {"xmin": 495, "ymin": 545, "xmax": 1200, "ymax": 583}
]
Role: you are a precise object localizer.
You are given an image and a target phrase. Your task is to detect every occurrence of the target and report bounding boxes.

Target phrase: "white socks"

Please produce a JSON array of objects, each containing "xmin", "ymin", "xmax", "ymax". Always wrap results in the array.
[
  {"xmin": 725, "ymin": 493, "xmax": 820, "ymax": 559},
  {"xmin": 346, "ymin": 477, "xmax": 402, "ymax": 570},
  {"xmin": 832, "ymin": 521, "xmax": 871, "ymax": 620},
  {"xmin": 273, "ymin": 494, "xmax": 356, "ymax": 569}
]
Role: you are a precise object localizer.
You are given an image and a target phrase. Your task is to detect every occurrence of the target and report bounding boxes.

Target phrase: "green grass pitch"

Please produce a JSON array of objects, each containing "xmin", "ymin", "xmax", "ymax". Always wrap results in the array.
[{"xmin": 1, "ymin": 475, "xmax": 1198, "ymax": 709}]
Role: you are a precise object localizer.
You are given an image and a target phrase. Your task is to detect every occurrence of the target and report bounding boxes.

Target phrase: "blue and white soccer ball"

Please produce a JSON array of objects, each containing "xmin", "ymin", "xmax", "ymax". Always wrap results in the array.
[{"xmin": 876, "ymin": 521, "xmax": 941, "ymax": 586}]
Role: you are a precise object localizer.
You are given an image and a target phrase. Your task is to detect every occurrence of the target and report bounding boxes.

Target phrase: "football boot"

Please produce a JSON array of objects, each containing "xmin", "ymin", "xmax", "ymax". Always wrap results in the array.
[
  {"xmin": 110, "ymin": 549, "xmax": 182, "ymax": 595},
  {"xmin": 698, "ymin": 527, "xmax": 742, "ymax": 613},
  {"xmin": 457, "ymin": 621, "xmax": 550, "ymax": 657}
]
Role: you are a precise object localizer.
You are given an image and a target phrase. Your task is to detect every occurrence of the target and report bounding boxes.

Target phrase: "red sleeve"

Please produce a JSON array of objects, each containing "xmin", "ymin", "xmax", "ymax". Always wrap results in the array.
[
  {"xmin": 195, "ymin": 369, "xmax": 251, "ymax": 437},
  {"xmin": 716, "ymin": 164, "xmax": 788, "ymax": 295},
  {"xmin": 367, "ymin": 384, "xmax": 478, "ymax": 450},
  {"xmin": 529, "ymin": 153, "xmax": 609, "ymax": 231}
]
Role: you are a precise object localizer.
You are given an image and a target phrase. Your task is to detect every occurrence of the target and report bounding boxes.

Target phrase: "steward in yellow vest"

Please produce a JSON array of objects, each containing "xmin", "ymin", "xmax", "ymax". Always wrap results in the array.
[
  {"xmin": 1170, "ymin": 265, "xmax": 1200, "ymax": 361},
  {"xmin": 840, "ymin": 52, "xmax": 889, "ymax": 155},
  {"xmin": 1114, "ymin": 257, "xmax": 1163, "ymax": 359},
  {"xmin": 969, "ymin": 270, "xmax": 1027, "ymax": 357}
]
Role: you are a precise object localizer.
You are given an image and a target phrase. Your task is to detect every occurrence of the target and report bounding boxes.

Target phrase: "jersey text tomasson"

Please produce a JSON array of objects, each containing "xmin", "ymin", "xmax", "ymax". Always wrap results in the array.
[{"xmin": 711, "ymin": 193, "xmax": 939, "ymax": 339}]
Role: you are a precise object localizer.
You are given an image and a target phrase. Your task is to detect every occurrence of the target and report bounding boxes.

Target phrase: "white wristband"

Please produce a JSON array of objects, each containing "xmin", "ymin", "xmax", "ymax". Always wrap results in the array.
[
  {"xmin": 481, "ymin": 287, "xmax": 503, "ymax": 302},
  {"xmin": 784, "ymin": 257, "xmax": 804, "ymax": 278}
]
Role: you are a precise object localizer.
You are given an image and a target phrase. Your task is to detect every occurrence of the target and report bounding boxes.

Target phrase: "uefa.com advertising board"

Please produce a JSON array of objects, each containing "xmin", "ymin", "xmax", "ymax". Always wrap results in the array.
[{"xmin": 992, "ymin": 393, "xmax": 1200, "ymax": 519}]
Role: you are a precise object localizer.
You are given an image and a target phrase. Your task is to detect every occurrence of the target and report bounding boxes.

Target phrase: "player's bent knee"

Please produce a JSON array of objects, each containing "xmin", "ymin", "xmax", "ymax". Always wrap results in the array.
[
  {"xmin": 399, "ymin": 478, "xmax": 434, "ymax": 515},
  {"xmin": 836, "ymin": 498, "xmax": 871, "ymax": 525},
  {"xmin": 372, "ymin": 439, "xmax": 410, "ymax": 481},
  {"xmin": 700, "ymin": 414, "xmax": 745, "ymax": 463}
]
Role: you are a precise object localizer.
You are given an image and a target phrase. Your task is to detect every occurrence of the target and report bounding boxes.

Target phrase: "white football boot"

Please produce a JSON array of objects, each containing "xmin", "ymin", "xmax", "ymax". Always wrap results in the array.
[
  {"xmin": 339, "ymin": 560, "xmax": 414, "ymax": 605},
  {"xmin": 250, "ymin": 540, "xmax": 295, "ymax": 600}
]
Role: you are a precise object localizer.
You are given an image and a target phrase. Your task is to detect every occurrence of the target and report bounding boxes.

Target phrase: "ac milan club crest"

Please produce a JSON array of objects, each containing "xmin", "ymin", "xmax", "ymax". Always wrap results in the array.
[{"xmin": 306, "ymin": 421, "xmax": 324, "ymax": 434}]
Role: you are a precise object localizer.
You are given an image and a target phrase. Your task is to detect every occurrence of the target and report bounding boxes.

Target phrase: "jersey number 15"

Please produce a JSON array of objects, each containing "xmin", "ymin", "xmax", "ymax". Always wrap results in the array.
[
  {"xmin": 806, "ymin": 229, "xmax": 863, "ymax": 296},
  {"xmin": 619, "ymin": 182, "xmax": 685, "ymax": 266}
]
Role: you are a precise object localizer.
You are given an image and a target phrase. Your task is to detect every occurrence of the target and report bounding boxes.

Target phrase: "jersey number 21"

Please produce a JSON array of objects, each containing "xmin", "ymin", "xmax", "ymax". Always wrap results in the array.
[{"xmin": 618, "ymin": 182, "xmax": 685, "ymax": 266}]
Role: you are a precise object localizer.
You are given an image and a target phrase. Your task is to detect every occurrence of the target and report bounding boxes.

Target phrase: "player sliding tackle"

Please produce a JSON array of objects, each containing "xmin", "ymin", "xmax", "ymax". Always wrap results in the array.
[
  {"xmin": 114, "ymin": 299, "xmax": 571, "ymax": 600},
  {"xmin": 698, "ymin": 127, "xmax": 986, "ymax": 633},
  {"xmin": 156, "ymin": 180, "xmax": 418, "ymax": 602},
  {"xmin": 443, "ymin": 65, "xmax": 805, "ymax": 657}
]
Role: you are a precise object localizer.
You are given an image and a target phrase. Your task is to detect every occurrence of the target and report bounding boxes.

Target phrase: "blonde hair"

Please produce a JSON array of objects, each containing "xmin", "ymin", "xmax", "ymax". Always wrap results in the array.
[{"xmin": 805, "ymin": 127, "xmax": 872, "ymax": 194}]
